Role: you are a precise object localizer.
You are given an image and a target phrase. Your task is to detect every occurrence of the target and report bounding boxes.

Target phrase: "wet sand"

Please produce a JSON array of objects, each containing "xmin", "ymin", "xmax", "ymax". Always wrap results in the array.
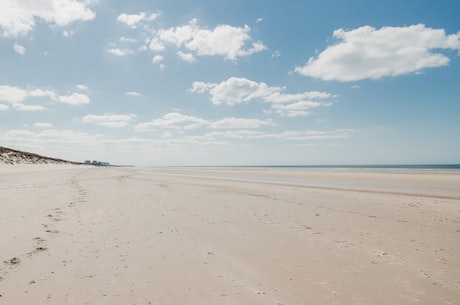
[{"xmin": 1, "ymin": 165, "xmax": 459, "ymax": 304}]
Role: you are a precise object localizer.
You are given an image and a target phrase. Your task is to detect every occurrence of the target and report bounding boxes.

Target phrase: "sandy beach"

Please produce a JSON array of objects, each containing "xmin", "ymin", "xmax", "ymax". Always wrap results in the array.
[{"xmin": 1, "ymin": 165, "xmax": 459, "ymax": 304}]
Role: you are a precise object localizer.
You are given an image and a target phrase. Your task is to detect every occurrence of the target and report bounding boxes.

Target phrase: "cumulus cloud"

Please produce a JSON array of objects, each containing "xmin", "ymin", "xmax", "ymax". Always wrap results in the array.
[
  {"xmin": 29, "ymin": 89, "xmax": 58, "ymax": 100},
  {"xmin": 152, "ymin": 55, "xmax": 164, "ymax": 63},
  {"xmin": 190, "ymin": 77, "xmax": 335, "ymax": 116},
  {"xmin": 76, "ymin": 84, "xmax": 88, "ymax": 90},
  {"xmin": 113, "ymin": 17, "xmax": 267, "ymax": 62},
  {"xmin": 177, "ymin": 51, "xmax": 195, "ymax": 62},
  {"xmin": 82, "ymin": 113, "xmax": 136, "ymax": 128},
  {"xmin": 135, "ymin": 112, "xmax": 273, "ymax": 132},
  {"xmin": 112, "ymin": 16, "xmax": 265, "ymax": 61},
  {"xmin": 0, "ymin": 85, "xmax": 29, "ymax": 103},
  {"xmin": 58, "ymin": 93, "xmax": 90, "ymax": 105},
  {"xmin": 149, "ymin": 38, "xmax": 165, "ymax": 51},
  {"xmin": 0, "ymin": 0, "xmax": 96, "ymax": 37},
  {"xmin": 13, "ymin": 43, "xmax": 26, "ymax": 55},
  {"xmin": 0, "ymin": 85, "xmax": 58, "ymax": 111},
  {"xmin": 146, "ymin": 19, "xmax": 266, "ymax": 60},
  {"xmin": 295, "ymin": 24, "xmax": 460, "ymax": 81},
  {"xmin": 163, "ymin": 19, "xmax": 266, "ymax": 60},
  {"xmin": 0, "ymin": 104, "xmax": 8, "ymax": 111},
  {"xmin": 117, "ymin": 12, "xmax": 159, "ymax": 28}
]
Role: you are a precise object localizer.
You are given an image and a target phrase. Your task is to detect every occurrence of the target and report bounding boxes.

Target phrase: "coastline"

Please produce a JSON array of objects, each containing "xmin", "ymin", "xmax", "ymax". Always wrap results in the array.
[{"xmin": 1, "ymin": 165, "xmax": 459, "ymax": 304}]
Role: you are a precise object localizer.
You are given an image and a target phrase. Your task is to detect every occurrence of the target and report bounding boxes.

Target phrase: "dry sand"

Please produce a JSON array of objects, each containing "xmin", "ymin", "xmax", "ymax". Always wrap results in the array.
[{"xmin": 0, "ymin": 165, "xmax": 459, "ymax": 304}]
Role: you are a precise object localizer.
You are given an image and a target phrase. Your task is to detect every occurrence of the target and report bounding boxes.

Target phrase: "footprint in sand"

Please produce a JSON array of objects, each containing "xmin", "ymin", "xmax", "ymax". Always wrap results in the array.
[{"xmin": 4, "ymin": 257, "xmax": 20, "ymax": 266}]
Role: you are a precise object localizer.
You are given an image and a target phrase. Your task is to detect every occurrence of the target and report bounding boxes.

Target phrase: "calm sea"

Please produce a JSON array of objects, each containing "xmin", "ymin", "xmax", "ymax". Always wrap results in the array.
[{"xmin": 238, "ymin": 164, "xmax": 460, "ymax": 170}]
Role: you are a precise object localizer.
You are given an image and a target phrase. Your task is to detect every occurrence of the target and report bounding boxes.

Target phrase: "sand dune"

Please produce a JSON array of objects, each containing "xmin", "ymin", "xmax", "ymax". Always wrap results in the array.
[
  {"xmin": 0, "ymin": 166, "xmax": 459, "ymax": 304},
  {"xmin": 0, "ymin": 146, "xmax": 79, "ymax": 165}
]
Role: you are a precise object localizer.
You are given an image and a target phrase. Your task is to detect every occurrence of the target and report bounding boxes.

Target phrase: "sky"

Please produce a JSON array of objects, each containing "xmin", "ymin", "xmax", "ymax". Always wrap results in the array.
[{"xmin": 0, "ymin": 0, "xmax": 459, "ymax": 166}]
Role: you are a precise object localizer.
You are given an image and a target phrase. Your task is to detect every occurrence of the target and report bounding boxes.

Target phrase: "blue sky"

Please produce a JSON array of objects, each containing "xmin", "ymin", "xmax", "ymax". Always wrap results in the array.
[{"xmin": 1, "ymin": 0, "xmax": 459, "ymax": 166}]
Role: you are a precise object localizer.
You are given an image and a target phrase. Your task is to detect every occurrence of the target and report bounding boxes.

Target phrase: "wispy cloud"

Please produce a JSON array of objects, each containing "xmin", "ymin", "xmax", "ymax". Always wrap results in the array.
[
  {"xmin": 135, "ymin": 113, "xmax": 209, "ymax": 131},
  {"xmin": 107, "ymin": 48, "xmax": 134, "ymax": 56},
  {"xmin": 135, "ymin": 112, "xmax": 273, "ymax": 132},
  {"xmin": 125, "ymin": 91, "xmax": 143, "ymax": 97},
  {"xmin": 82, "ymin": 114, "xmax": 137, "ymax": 128},
  {"xmin": 12, "ymin": 104, "xmax": 44, "ymax": 111},
  {"xmin": 33, "ymin": 122, "xmax": 54, "ymax": 128},
  {"xmin": 76, "ymin": 84, "xmax": 89, "ymax": 91},
  {"xmin": 211, "ymin": 117, "xmax": 273, "ymax": 129},
  {"xmin": 13, "ymin": 43, "xmax": 26, "ymax": 55},
  {"xmin": 295, "ymin": 24, "xmax": 460, "ymax": 81}
]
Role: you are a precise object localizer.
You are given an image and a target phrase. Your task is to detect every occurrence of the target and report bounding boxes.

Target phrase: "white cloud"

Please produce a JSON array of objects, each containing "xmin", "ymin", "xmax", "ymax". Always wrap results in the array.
[
  {"xmin": 248, "ymin": 129, "xmax": 355, "ymax": 141},
  {"xmin": 190, "ymin": 78, "xmax": 277, "ymax": 105},
  {"xmin": 256, "ymin": 18, "xmax": 264, "ymax": 23},
  {"xmin": 0, "ymin": 85, "xmax": 89, "ymax": 110},
  {"xmin": 120, "ymin": 36, "xmax": 137, "ymax": 43},
  {"xmin": 149, "ymin": 38, "xmax": 165, "ymax": 51},
  {"xmin": 201, "ymin": 128, "xmax": 354, "ymax": 143},
  {"xmin": 155, "ymin": 19, "xmax": 266, "ymax": 60},
  {"xmin": 190, "ymin": 77, "xmax": 335, "ymax": 116},
  {"xmin": 295, "ymin": 24, "xmax": 460, "ymax": 81},
  {"xmin": 33, "ymin": 122, "xmax": 53, "ymax": 128},
  {"xmin": 110, "ymin": 18, "xmax": 265, "ymax": 62},
  {"xmin": 135, "ymin": 112, "xmax": 273, "ymax": 132},
  {"xmin": 82, "ymin": 113, "xmax": 136, "ymax": 128},
  {"xmin": 177, "ymin": 51, "xmax": 195, "ymax": 62},
  {"xmin": 152, "ymin": 55, "xmax": 164, "ymax": 63},
  {"xmin": 29, "ymin": 89, "xmax": 58, "ymax": 100},
  {"xmin": 12, "ymin": 103, "xmax": 44, "ymax": 111},
  {"xmin": 125, "ymin": 91, "xmax": 143, "ymax": 97},
  {"xmin": 58, "ymin": 93, "xmax": 90, "ymax": 105},
  {"xmin": 0, "ymin": 104, "xmax": 9, "ymax": 111},
  {"xmin": 136, "ymin": 112, "xmax": 208, "ymax": 131},
  {"xmin": 13, "ymin": 43, "xmax": 26, "ymax": 55},
  {"xmin": 117, "ymin": 12, "xmax": 159, "ymax": 28},
  {"xmin": 211, "ymin": 117, "xmax": 273, "ymax": 129},
  {"xmin": 0, "ymin": 85, "xmax": 28, "ymax": 103},
  {"xmin": 63, "ymin": 30, "xmax": 74, "ymax": 37},
  {"xmin": 271, "ymin": 101, "xmax": 328, "ymax": 117},
  {"xmin": 107, "ymin": 48, "xmax": 134, "ymax": 56},
  {"xmin": 76, "ymin": 84, "xmax": 89, "ymax": 90},
  {"xmin": 0, "ymin": 0, "xmax": 96, "ymax": 37}
]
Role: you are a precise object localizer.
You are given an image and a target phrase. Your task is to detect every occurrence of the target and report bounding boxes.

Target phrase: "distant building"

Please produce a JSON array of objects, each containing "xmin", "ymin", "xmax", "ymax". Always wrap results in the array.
[{"xmin": 84, "ymin": 160, "xmax": 110, "ymax": 166}]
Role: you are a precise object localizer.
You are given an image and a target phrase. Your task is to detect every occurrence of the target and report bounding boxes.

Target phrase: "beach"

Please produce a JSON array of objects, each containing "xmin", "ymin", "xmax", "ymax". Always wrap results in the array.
[{"xmin": 1, "ymin": 165, "xmax": 459, "ymax": 304}]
